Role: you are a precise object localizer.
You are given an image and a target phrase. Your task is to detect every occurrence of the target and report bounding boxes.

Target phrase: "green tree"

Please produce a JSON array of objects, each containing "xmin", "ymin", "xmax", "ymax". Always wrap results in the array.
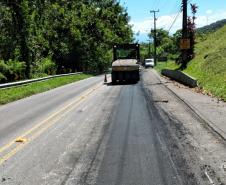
[
  {"xmin": 0, "ymin": 0, "xmax": 133, "ymax": 81},
  {"xmin": 148, "ymin": 28, "xmax": 169, "ymax": 47}
]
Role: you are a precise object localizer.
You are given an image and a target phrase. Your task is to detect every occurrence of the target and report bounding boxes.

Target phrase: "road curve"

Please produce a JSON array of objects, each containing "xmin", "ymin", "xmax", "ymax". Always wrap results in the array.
[{"xmin": 0, "ymin": 73, "xmax": 197, "ymax": 185}]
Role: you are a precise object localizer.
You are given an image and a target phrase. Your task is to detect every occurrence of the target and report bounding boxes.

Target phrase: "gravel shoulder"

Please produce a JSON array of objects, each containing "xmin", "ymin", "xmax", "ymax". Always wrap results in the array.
[
  {"xmin": 161, "ymin": 70, "xmax": 226, "ymax": 141},
  {"xmin": 142, "ymin": 68, "xmax": 226, "ymax": 184}
]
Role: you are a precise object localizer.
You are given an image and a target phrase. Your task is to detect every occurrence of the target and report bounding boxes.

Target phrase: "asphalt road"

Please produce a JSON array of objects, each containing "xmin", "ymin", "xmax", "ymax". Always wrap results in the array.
[{"xmin": 0, "ymin": 72, "xmax": 198, "ymax": 185}]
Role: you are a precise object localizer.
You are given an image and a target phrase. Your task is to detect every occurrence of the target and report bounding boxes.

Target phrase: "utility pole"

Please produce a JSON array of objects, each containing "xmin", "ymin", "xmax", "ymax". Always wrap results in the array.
[
  {"xmin": 182, "ymin": 0, "xmax": 187, "ymax": 38},
  {"xmin": 181, "ymin": 0, "xmax": 188, "ymax": 68},
  {"xmin": 150, "ymin": 10, "xmax": 159, "ymax": 66},
  {"xmin": 147, "ymin": 39, "xmax": 151, "ymax": 57}
]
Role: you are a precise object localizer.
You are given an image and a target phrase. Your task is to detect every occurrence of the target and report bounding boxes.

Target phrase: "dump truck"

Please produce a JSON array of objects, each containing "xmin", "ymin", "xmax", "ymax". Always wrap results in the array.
[{"xmin": 111, "ymin": 44, "xmax": 140, "ymax": 83}]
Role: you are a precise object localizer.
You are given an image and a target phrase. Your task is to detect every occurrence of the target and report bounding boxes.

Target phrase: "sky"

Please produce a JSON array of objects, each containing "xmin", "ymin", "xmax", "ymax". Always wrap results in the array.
[{"xmin": 120, "ymin": 0, "xmax": 226, "ymax": 42}]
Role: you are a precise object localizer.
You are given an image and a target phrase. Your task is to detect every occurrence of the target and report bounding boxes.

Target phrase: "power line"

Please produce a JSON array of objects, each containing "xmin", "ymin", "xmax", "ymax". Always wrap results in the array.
[
  {"xmin": 165, "ymin": 1, "xmax": 183, "ymax": 33},
  {"xmin": 168, "ymin": 10, "xmax": 182, "ymax": 33},
  {"xmin": 165, "ymin": 0, "xmax": 181, "ymax": 15}
]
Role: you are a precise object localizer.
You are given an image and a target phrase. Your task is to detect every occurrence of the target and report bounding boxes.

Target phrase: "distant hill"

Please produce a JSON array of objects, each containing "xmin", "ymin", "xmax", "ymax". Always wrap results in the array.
[{"xmin": 197, "ymin": 19, "xmax": 226, "ymax": 34}]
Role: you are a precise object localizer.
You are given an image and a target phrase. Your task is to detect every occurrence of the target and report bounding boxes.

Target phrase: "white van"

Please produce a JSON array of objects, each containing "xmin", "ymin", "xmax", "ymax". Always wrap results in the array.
[{"xmin": 144, "ymin": 58, "xmax": 154, "ymax": 68}]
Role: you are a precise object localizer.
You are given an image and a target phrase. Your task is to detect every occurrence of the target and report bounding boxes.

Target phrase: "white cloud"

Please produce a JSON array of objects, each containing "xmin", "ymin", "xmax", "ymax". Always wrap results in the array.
[
  {"xmin": 196, "ymin": 10, "xmax": 226, "ymax": 28},
  {"xmin": 206, "ymin": 9, "xmax": 213, "ymax": 15},
  {"xmin": 129, "ymin": 13, "xmax": 183, "ymax": 35},
  {"xmin": 130, "ymin": 19, "xmax": 153, "ymax": 34},
  {"xmin": 157, "ymin": 14, "xmax": 182, "ymax": 33},
  {"xmin": 129, "ymin": 9, "xmax": 226, "ymax": 36}
]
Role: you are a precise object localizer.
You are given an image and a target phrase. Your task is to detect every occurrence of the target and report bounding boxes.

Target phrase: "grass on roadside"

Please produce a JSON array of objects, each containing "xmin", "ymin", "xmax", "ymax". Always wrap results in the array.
[
  {"xmin": 0, "ymin": 74, "xmax": 93, "ymax": 105},
  {"xmin": 154, "ymin": 60, "xmax": 178, "ymax": 73},
  {"xmin": 154, "ymin": 25, "xmax": 226, "ymax": 101},
  {"xmin": 155, "ymin": 59, "xmax": 226, "ymax": 102}
]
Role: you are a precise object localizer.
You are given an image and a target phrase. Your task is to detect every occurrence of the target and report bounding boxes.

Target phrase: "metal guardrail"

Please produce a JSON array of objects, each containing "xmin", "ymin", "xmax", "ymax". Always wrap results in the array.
[{"xmin": 0, "ymin": 72, "xmax": 82, "ymax": 89}]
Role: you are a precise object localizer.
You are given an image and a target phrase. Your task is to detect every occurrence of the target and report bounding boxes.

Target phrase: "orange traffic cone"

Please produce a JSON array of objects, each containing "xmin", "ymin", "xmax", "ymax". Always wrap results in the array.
[{"xmin": 104, "ymin": 74, "xmax": 107, "ymax": 83}]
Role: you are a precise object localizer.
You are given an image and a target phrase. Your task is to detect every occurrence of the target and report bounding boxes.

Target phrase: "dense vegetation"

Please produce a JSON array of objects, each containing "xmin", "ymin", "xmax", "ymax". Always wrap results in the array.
[
  {"xmin": 140, "ymin": 29, "xmax": 181, "ymax": 62},
  {"xmin": 0, "ymin": 0, "xmax": 133, "ymax": 83}
]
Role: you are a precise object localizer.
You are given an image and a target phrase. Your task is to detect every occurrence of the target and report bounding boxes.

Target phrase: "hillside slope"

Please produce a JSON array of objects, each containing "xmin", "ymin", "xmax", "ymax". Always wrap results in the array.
[
  {"xmin": 197, "ymin": 19, "xmax": 226, "ymax": 33},
  {"xmin": 184, "ymin": 25, "xmax": 226, "ymax": 100},
  {"xmin": 156, "ymin": 25, "xmax": 226, "ymax": 101}
]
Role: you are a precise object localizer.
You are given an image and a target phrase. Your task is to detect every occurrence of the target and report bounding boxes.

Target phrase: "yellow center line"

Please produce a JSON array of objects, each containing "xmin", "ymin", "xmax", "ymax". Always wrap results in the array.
[
  {"xmin": 0, "ymin": 141, "xmax": 15, "ymax": 154},
  {"xmin": 0, "ymin": 143, "xmax": 25, "ymax": 165},
  {"xmin": 0, "ymin": 97, "xmax": 86, "ymax": 165},
  {"xmin": 20, "ymin": 87, "xmax": 97, "ymax": 138},
  {"xmin": 0, "ymin": 82, "xmax": 103, "ymax": 165}
]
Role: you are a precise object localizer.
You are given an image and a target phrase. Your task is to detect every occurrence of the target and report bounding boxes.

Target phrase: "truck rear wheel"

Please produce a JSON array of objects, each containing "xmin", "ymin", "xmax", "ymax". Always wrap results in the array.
[
  {"xmin": 112, "ymin": 72, "xmax": 117, "ymax": 84},
  {"xmin": 136, "ymin": 71, "xmax": 140, "ymax": 81},
  {"xmin": 131, "ymin": 71, "xmax": 139, "ymax": 82}
]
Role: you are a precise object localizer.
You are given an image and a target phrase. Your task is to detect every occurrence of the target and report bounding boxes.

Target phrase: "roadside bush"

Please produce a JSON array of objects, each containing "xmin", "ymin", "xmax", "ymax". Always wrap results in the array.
[
  {"xmin": 0, "ymin": 60, "xmax": 26, "ymax": 82},
  {"xmin": 168, "ymin": 53, "xmax": 179, "ymax": 60},
  {"xmin": 0, "ymin": 72, "xmax": 7, "ymax": 83},
  {"xmin": 0, "ymin": 59, "xmax": 9, "ymax": 70},
  {"xmin": 0, "ymin": 60, "xmax": 9, "ymax": 82},
  {"xmin": 7, "ymin": 59, "xmax": 26, "ymax": 81},
  {"xmin": 33, "ymin": 57, "xmax": 57, "ymax": 78}
]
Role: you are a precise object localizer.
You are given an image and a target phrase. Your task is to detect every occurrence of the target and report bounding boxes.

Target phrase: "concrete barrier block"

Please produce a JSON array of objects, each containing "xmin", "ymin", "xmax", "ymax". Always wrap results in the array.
[{"xmin": 161, "ymin": 69, "xmax": 198, "ymax": 88}]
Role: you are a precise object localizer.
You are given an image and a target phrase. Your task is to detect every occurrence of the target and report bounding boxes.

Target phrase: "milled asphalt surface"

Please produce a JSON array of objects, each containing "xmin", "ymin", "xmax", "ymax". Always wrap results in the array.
[
  {"xmin": 142, "ymin": 68, "xmax": 226, "ymax": 185},
  {"xmin": 144, "ymin": 68, "xmax": 226, "ymax": 141},
  {"xmin": 0, "ymin": 72, "xmax": 202, "ymax": 184},
  {"xmin": 161, "ymin": 74, "xmax": 226, "ymax": 140}
]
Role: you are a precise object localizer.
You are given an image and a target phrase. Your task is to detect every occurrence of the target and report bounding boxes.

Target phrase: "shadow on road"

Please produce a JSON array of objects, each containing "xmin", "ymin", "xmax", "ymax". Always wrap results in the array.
[{"xmin": 104, "ymin": 81, "xmax": 138, "ymax": 86}]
